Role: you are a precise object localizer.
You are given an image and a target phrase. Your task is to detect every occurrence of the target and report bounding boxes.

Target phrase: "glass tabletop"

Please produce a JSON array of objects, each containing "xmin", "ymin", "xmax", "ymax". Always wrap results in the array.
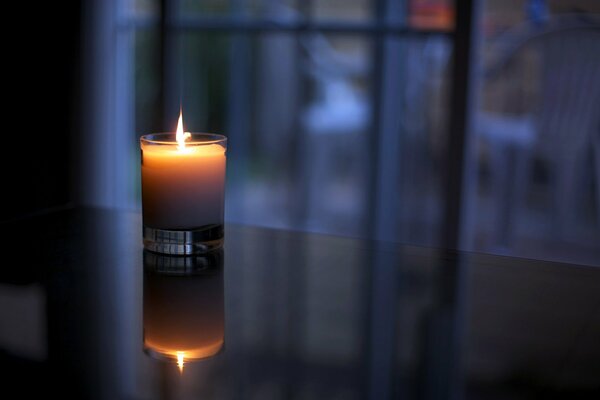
[{"xmin": 0, "ymin": 207, "xmax": 598, "ymax": 399}]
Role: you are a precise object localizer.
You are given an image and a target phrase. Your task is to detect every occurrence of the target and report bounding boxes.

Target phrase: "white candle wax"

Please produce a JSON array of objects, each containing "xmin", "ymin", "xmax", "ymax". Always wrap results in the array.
[{"xmin": 141, "ymin": 141, "xmax": 226, "ymax": 230}]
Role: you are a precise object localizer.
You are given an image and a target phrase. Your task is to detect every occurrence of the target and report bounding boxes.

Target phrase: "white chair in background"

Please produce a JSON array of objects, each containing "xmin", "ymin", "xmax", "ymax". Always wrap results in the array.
[{"xmin": 477, "ymin": 15, "xmax": 600, "ymax": 247}]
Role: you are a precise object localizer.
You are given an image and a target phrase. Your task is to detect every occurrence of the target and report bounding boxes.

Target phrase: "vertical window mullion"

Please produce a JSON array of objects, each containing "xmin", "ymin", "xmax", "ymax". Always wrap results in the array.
[{"xmin": 159, "ymin": 0, "xmax": 179, "ymax": 131}]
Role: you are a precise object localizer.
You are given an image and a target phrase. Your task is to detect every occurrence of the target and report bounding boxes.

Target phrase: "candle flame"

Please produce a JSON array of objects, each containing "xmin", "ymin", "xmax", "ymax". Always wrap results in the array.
[
  {"xmin": 177, "ymin": 351, "xmax": 185, "ymax": 373},
  {"xmin": 176, "ymin": 110, "xmax": 191, "ymax": 151}
]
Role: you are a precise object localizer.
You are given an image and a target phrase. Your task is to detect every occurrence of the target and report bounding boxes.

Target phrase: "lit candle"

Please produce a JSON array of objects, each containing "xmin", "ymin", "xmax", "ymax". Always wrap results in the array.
[
  {"xmin": 143, "ymin": 251, "xmax": 225, "ymax": 371},
  {"xmin": 141, "ymin": 111, "xmax": 227, "ymax": 254}
]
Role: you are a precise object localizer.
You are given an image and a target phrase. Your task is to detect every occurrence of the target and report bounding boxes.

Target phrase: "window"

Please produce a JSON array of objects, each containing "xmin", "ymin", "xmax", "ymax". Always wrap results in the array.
[
  {"xmin": 83, "ymin": 0, "xmax": 600, "ymax": 264},
  {"xmin": 107, "ymin": 0, "xmax": 457, "ymax": 245}
]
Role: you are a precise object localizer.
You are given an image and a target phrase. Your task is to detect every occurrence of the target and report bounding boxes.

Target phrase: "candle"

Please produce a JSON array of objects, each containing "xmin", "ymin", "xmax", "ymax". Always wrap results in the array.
[
  {"xmin": 143, "ymin": 250, "xmax": 224, "ymax": 371},
  {"xmin": 141, "ymin": 112, "xmax": 227, "ymax": 254}
]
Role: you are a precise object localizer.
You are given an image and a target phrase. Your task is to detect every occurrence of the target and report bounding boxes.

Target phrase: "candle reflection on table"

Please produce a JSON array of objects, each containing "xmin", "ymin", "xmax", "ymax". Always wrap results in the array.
[{"xmin": 142, "ymin": 250, "xmax": 224, "ymax": 372}]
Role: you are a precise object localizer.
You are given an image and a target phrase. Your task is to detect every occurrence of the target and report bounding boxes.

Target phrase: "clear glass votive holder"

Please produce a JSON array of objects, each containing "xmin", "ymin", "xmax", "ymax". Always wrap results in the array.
[{"xmin": 140, "ymin": 133, "xmax": 227, "ymax": 255}]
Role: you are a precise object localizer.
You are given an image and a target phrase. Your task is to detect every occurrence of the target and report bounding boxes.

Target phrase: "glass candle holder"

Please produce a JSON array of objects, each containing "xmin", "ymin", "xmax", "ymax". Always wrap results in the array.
[{"xmin": 141, "ymin": 133, "xmax": 227, "ymax": 255}]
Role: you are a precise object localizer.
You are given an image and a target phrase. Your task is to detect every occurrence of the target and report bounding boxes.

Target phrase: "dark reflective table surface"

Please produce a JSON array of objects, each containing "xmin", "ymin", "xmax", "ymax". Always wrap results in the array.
[{"xmin": 0, "ymin": 208, "xmax": 599, "ymax": 399}]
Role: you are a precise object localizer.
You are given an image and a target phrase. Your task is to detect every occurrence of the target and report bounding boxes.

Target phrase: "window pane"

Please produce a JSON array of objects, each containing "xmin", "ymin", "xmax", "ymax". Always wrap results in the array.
[
  {"xmin": 133, "ymin": 29, "xmax": 161, "ymax": 203},
  {"xmin": 131, "ymin": 0, "xmax": 159, "ymax": 16},
  {"xmin": 130, "ymin": 29, "xmax": 453, "ymax": 245},
  {"xmin": 380, "ymin": 35, "xmax": 452, "ymax": 246},
  {"xmin": 181, "ymin": 33, "xmax": 230, "ymax": 133},
  {"xmin": 127, "ymin": 11, "xmax": 454, "ymax": 247},
  {"xmin": 134, "ymin": 30, "xmax": 161, "ymax": 137},
  {"xmin": 472, "ymin": 0, "xmax": 600, "ymax": 264},
  {"xmin": 181, "ymin": 0, "xmax": 229, "ymax": 15},
  {"xmin": 298, "ymin": 34, "xmax": 372, "ymax": 236},
  {"xmin": 313, "ymin": 0, "xmax": 372, "ymax": 21},
  {"xmin": 408, "ymin": 0, "xmax": 454, "ymax": 30},
  {"xmin": 180, "ymin": 0, "xmax": 266, "ymax": 17}
]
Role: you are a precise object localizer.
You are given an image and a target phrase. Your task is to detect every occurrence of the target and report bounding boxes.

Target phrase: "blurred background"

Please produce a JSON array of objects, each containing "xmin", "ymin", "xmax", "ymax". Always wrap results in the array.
[{"xmin": 4, "ymin": 0, "xmax": 600, "ymax": 266}]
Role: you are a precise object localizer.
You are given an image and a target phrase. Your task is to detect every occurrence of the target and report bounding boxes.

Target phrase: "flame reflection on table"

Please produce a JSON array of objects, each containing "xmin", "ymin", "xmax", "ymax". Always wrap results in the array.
[{"xmin": 142, "ymin": 250, "xmax": 224, "ymax": 372}]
